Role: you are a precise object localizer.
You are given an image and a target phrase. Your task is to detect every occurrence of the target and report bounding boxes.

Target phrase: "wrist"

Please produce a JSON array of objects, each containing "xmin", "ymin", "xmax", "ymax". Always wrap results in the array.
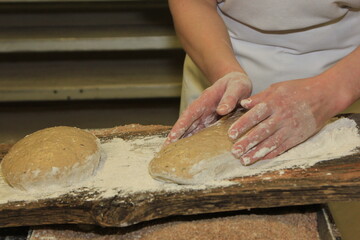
[
  {"xmin": 202, "ymin": 54, "xmax": 245, "ymax": 83},
  {"xmin": 317, "ymin": 47, "xmax": 360, "ymax": 113},
  {"xmin": 315, "ymin": 71, "xmax": 356, "ymax": 115},
  {"xmin": 207, "ymin": 66, "xmax": 246, "ymax": 84}
]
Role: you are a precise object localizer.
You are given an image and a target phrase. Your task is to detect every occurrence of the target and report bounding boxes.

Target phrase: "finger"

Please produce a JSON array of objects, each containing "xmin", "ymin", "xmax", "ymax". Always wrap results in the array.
[
  {"xmin": 164, "ymin": 90, "xmax": 220, "ymax": 146},
  {"xmin": 165, "ymin": 113, "xmax": 201, "ymax": 145},
  {"xmin": 186, "ymin": 112, "xmax": 221, "ymax": 136},
  {"xmin": 164, "ymin": 126, "xmax": 185, "ymax": 146},
  {"xmin": 262, "ymin": 138, "xmax": 296, "ymax": 160},
  {"xmin": 202, "ymin": 113, "xmax": 219, "ymax": 128},
  {"xmin": 262, "ymin": 131, "xmax": 314, "ymax": 160},
  {"xmin": 262, "ymin": 145, "xmax": 288, "ymax": 160},
  {"xmin": 164, "ymin": 104, "xmax": 204, "ymax": 145},
  {"xmin": 181, "ymin": 119, "xmax": 201, "ymax": 138},
  {"xmin": 240, "ymin": 90, "xmax": 269, "ymax": 109},
  {"xmin": 217, "ymin": 80, "xmax": 250, "ymax": 115},
  {"xmin": 228, "ymin": 102, "xmax": 272, "ymax": 140},
  {"xmin": 231, "ymin": 117, "xmax": 278, "ymax": 158},
  {"xmin": 238, "ymin": 129, "xmax": 288, "ymax": 165}
]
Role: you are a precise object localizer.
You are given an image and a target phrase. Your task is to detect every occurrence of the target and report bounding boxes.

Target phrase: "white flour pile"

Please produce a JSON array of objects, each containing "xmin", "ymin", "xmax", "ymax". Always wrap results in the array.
[{"xmin": 0, "ymin": 117, "xmax": 359, "ymax": 204}]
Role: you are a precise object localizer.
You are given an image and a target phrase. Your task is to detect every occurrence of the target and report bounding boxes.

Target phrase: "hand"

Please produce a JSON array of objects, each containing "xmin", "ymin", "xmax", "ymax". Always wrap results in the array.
[
  {"xmin": 164, "ymin": 72, "xmax": 252, "ymax": 145},
  {"xmin": 228, "ymin": 76, "xmax": 344, "ymax": 165}
]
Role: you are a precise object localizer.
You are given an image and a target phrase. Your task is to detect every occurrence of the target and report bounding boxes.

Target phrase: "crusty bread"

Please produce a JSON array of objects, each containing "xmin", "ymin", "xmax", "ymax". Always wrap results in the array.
[
  {"xmin": 149, "ymin": 110, "xmax": 243, "ymax": 184},
  {"xmin": 1, "ymin": 126, "xmax": 101, "ymax": 191}
]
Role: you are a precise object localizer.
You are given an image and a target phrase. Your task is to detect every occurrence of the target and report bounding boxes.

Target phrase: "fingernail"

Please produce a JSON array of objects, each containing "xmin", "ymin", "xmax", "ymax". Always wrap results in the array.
[
  {"xmin": 240, "ymin": 99, "xmax": 252, "ymax": 108},
  {"xmin": 217, "ymin": 104, "xmax": 229, "ymax": 113},
  {"xmin": 240, "ymin": 156, "xmax": 252, "ymax": 166},
  {"xmin": 229, "ymin": 129, "xmax": 239, "ymax": 140}
]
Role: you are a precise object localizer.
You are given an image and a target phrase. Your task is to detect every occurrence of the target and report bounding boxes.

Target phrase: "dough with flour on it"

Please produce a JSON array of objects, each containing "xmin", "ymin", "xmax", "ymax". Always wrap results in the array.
[
  {"xmin": 149, "ymin": 110, "xmax": 244, "ymax": 185},
  {"xmin": 1, "ymin": 126, "xmax": 102, "ymax": 191}
]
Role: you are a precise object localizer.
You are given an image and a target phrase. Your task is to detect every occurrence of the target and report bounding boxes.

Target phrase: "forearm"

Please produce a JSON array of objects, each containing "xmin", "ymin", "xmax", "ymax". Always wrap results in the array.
[
  {"xmin": 318, "ymin": 46, "xmax": 360, "ymax": 113},
  {"xmin": 169, "ymin": 0, "xmax": 244, "ymax": 83}
]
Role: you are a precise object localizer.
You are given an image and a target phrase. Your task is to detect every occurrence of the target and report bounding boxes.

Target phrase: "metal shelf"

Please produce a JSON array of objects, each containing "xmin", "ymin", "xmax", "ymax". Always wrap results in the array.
[
  {"xmin": 0, "ymin": 0, "xmax": 166, "ymax": 3},
  {"xmin": 0, "ymin": 0, "xmax": 184, "ymax": 102},
  {"xmin": 0, "ymin": 58, "xmax": 182, "ymax": 101},
  {"xmin": 0, "ymin": 26, "xmax": 180, "ymax": 52}
]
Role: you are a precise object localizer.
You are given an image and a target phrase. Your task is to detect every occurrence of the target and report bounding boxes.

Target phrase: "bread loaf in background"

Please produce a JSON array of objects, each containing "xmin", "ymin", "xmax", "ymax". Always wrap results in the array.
[{"xmin": 1, "ymin": 126, "xmax": 102, "ymax": 191}]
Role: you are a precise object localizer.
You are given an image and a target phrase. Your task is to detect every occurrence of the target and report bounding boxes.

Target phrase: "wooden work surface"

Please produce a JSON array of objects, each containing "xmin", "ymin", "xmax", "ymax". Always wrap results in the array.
[{"xmin": 0, "ymin": 114, "xmax": 360, "ymax": 228}]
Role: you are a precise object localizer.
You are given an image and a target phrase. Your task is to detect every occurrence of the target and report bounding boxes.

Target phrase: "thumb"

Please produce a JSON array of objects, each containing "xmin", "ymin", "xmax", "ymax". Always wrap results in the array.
[
  {"xmin": 216, "ymin": 73, "xmax": 252, "ymax": 115},
  {"xmin": 216, "ymin": 82, "xmax": 249, "ymax": 115}
]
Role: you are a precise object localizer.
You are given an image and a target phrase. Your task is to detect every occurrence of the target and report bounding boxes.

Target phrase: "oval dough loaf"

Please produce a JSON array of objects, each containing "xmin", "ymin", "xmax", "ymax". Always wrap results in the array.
[
  {"xmin": 1, "ymin": 126, "xmax": 102, "ymax": 191},
  {"xmin": 149, "ymin": 110, "xmax": 244, "ymax": 185}
]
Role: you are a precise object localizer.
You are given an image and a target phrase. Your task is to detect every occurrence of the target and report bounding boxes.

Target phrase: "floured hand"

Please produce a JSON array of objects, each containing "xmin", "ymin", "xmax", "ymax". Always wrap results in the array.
[
  {"xmin": 164, "ymin": 72, "xmax": 252, "ymax": 146},
  {"xmin": 228, "ymin": 77, "xmax": 342, "ymax": 165}
]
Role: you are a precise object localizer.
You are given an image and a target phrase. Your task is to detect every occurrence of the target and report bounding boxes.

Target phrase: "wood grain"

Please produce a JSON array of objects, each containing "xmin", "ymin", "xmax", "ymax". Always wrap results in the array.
[{"xmin": 0, "ymin": 115, "xmax": 360, "ymax": 228}]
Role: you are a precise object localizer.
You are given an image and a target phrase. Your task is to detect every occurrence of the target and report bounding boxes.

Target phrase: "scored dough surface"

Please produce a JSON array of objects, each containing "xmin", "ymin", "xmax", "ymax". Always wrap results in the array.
[
  {"xmin": 149, "ymin": 110, "xmax": 243, "ymax": 184},
  {"xmin": 1, "ymin": 126, "xmax": 102, "ymax": 191}
]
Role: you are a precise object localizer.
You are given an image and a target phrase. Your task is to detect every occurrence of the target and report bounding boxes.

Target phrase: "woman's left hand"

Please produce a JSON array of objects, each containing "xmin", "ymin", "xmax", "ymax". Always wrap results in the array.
[{"xmin": 229, "ymin": 76, "xmax": 348, "ymax": 165}]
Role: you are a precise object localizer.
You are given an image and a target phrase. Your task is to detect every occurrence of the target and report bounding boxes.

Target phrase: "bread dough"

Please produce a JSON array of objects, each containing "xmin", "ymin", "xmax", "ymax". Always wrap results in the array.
[
  {"xmin": 1, "ymin": 126, "xmax": 102, "ymax": 191},
  {"xmin": 149, "ymin": 110, "xmax": 243, "ymax": 185}
]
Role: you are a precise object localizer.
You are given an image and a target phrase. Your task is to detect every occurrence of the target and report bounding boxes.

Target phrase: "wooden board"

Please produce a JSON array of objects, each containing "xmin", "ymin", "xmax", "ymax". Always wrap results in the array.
[{"xmin": 0, "ymin": 114, "xmax": 360, "ymax": 228}]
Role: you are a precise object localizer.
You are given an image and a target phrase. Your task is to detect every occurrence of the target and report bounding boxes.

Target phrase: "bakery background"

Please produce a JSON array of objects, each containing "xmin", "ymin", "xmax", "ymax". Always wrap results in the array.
[{"xmin": 0, "ymin": 0, "xmax": 360, "ymax": 239}]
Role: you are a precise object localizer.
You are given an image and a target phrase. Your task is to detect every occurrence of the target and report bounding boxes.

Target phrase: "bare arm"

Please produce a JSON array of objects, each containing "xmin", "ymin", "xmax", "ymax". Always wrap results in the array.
[
  {"xmin": 319, "ymin": 46, "xmax": 360, "ymax": 113},
  {"xmin": 165, "ymin": 0, "xmax": 252, "ymax": 145},
  {"xmin": 169, "ymin": 0, "xmax": 244, "ymax": 83}
]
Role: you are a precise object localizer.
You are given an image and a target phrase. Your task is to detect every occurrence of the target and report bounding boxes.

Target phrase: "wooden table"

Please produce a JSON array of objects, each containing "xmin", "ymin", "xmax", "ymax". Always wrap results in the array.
[{"xmin": 0, "ymin": 114, "xmax": 360, "ymax": 228}]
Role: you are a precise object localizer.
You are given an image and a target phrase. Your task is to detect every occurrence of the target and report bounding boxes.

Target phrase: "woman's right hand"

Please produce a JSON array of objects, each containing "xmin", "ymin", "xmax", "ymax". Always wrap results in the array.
[
  {"xmin": 166, "ymin": 0, "xmax": 251, "ymax": 145},
  {"xmin": 164, "ymin": 71, "xmax": 252, "ymax": 146}
]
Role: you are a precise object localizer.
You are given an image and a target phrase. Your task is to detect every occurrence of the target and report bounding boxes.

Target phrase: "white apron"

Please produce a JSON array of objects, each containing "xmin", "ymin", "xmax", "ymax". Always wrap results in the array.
[{"xmin": 180, "ymin": 0, "xmax": 360, "ymax": 113}]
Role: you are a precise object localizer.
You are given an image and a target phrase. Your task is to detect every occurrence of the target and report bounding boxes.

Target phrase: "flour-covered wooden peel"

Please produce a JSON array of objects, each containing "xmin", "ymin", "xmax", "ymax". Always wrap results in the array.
[{"xmin": 148, "ymin": 110, "xmax": 244, "ymax": 185}]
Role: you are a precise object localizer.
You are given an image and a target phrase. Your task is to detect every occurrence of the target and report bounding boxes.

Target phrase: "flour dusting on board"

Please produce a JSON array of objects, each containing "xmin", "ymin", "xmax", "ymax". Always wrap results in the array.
[
  {"xmin": 0, "ymin": 118, "xmax": 359, "ymax": 204},
  {"xmin": 193, "ymin": 118, "xmax": 360, "ymax": 182},
  {"xmin": 0, "ymin": 135, "xmax": 224, "ymax": 204}
]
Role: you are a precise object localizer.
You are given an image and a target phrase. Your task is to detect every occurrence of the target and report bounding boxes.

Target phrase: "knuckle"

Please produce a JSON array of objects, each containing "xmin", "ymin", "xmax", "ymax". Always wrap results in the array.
[
  {"xmin": 257, "ymin": 119, "xmax": 276, "ymax": 132},
  {"xmin": 201, "ymin": 88, "xmax": 214, "ymax": 98},
  {"xmin": 251, "ymin": 102, "xmax": 269, "ymax": 120},
  {"xmin": 268, "ymin": 135, "xmax": 283, "ymax": 148}
]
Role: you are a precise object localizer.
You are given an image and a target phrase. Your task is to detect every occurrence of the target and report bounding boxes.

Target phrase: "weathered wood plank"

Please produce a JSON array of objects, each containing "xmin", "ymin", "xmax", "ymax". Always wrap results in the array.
[{"xmin": 0, "ymin": 115, "xmax": 360, "ymax": 228}]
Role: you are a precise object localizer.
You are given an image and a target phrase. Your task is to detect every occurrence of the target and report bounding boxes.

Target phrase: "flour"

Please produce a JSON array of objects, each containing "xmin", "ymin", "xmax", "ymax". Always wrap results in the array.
[
  {"xmin": 190, "ymin": 117, "xmax": 360, "ymax": 182},
  {"xmin": 0, "ymin": 117, "xmax": 359, "ymax": 204},
  {"xmin": 0, "ymin": 135, "xmax": 226, "ymax": 204}
]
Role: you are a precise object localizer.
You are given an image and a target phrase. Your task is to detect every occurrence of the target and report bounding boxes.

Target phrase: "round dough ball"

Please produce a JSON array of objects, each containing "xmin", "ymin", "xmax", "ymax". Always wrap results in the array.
[{"xmin": 1, "ymin": 126, "xmax": 102, "ymax": 191}]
